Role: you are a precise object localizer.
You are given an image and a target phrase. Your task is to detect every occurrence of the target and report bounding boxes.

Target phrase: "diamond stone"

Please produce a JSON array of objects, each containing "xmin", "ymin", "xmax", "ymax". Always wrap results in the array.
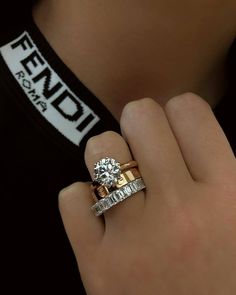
[
  {"xmin": 103, "ymin": 198, "xmax": 111, "ymax": 209},
  {"xmin": 91, "ymin": 177, "xmax": 146, "ymax": 217},
  {"xmin": 111, "ymin": 192, "xmax": 119, "ymax": 202},
  {"xmin": 94, "ymin": 157, "xmax": 121, "ymax": 187},
  {"xmin": 124, "ymin": 186, "xmax": 132, "ymax": 196}
]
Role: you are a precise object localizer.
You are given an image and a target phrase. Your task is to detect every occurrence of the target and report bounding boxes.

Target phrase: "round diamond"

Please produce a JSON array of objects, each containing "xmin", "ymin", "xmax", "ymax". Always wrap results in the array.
[{"xmin": 94, "ymin": 157, "xmax": 121, "ymax": 187}]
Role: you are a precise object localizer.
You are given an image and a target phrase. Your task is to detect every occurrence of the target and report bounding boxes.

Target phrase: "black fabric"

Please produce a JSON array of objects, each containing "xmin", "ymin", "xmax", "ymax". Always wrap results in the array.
[
  {"xmin": 0, "ymin": 15, "xmax": 120, "ymax": 294},
  {"xmin": 0, "ymin": 10, "xmax": 235, "ymax": 295},
  {"xmin": 0, "ymin": 1, "xmax": 36, "ymax": 27},
  {"xmin": 214, "ymin": 38, "xmax": 236, "ymax": 154}
]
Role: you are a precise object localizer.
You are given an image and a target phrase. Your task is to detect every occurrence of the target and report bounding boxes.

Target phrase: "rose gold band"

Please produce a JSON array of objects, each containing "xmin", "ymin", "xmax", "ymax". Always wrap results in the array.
[
  {"xmin": 91, "ymin": 167, "xmax": 141, "ymax": 201},
  {"xmin": 120, "ymin": 160, "xmax": 138, "ymax": 171}
]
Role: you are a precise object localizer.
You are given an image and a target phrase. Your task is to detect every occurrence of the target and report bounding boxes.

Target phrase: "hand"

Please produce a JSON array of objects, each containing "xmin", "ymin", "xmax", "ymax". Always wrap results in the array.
[{"xmin": 59, "ymin": 93, "xmax": 236, "ymax": 295}]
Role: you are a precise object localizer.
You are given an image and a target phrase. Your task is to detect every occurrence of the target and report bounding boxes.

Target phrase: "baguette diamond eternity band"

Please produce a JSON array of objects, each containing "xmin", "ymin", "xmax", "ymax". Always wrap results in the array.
[{"xmin": 91, "ymin": 178, "xmax": 146, "ymax": 216}]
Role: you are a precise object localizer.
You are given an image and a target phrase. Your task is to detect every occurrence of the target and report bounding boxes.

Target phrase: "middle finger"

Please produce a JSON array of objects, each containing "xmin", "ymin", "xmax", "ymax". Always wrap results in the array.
[{"xmin": 120, "ymin": 98, "xmax": 192, "ymax": 197}]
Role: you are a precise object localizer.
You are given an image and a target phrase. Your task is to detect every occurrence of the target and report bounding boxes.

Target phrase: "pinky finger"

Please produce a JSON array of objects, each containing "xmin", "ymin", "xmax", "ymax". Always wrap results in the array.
[{"xmin": 58, "ymin": 182, "xmax": 105, "ymax": 260}]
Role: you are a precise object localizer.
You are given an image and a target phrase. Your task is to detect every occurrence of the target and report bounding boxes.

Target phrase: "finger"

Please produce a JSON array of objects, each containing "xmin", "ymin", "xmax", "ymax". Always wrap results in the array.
[
  {"xmin": 164, "ymin": 93, "xmax": 236, "ymax": 183},
  {"xmin": 58, "ymin": 182, "xmax": 104, "ymax": 261},
  {"xmin": 85, "ymin": 131, "xmax": 145, "ymax": 230},
  {"xmin": 120, "ymin": 98, "xmax": 192, "ymax": 195}
]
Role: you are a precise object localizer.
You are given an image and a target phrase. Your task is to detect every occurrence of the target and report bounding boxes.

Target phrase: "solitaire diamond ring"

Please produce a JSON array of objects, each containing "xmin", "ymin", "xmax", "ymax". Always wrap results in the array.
[{"xmin": 93, "ymin": 157, "xmax": 121, "ymax": 188}]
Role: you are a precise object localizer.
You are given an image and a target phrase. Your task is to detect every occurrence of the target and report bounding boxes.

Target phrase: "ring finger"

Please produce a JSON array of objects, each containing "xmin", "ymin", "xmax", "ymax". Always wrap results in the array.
[{"xmin": 84, "ymin": 131, "xmax": 145, "ymax": 230}]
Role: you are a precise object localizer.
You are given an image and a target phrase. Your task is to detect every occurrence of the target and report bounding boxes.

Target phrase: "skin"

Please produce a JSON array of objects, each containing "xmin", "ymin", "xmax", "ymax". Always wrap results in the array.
[
  {"xmin": 59, "ymin": 94, "xmax": 236, "ymax": 295},
  {"xmin": 33, "ymin": 0, "xmax": 236, "ymax": 119},
  {"xmin": 33, "ymin": 1, "xmax": 236, "ymax": 294}
]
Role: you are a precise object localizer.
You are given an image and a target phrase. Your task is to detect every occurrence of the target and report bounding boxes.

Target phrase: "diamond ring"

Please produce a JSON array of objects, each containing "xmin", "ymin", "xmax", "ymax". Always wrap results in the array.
[
  {"xmin": 91, "ymin": 178, "xmax": 146, "ymax": 216},
  {"xmin": 93, "ymin": 157, "xmax": 121, "ymax": 188},
  {"xmin": 92, "ymin": 167, "xmax": 141, "ymax": 200},
  {"xmin": 91, "ymin": 157, "xmax": 145, "ymax": 216},
  {"xmin": 93, "ymin": 157, "xmax": 138, "ymax": 188}
]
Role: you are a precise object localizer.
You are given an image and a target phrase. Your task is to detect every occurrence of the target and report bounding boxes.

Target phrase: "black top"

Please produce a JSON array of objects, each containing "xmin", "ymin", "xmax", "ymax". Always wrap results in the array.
[
  {"xmin": 0, "ymin": 15, "xmax": 120, "ymax": 294},
  {"xmin": 0, "ymin": 14, "xmax": 235, "ymax": 294}
]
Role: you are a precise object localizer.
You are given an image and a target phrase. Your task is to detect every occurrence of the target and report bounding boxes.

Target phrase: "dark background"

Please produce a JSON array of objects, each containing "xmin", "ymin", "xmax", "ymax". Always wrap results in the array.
[{"xmin": 0, "ymin": 1, "xmax": 37, "ymax": 28}]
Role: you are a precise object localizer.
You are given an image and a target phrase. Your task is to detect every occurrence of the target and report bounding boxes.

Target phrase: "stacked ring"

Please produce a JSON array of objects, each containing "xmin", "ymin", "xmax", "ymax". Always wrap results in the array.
[
  {"xmin": 90, "ymin": 157, "xmax": 146, "ymax": 216},
  {"xmin": 91, "ymin": 167, "xmax": 141, "ymax": 201}
]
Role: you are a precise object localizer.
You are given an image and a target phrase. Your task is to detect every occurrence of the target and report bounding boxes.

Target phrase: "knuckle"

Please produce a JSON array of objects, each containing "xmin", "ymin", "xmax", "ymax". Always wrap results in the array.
[
  {"xmin": 85, "ymin": 131, "xmax": 123, "ymax": 156},
  {"xmin": 120, "ymin": 97, "xmax": 161, "ymax": 129},
  {"xmin": 99, "ymin": 130, "xmax": 123, "ymax": 141},
  {"xmin": 85, "ymin": 135, "xmax": 100, "ymax": 153},
  {"xmin": 122, "ymin": 97, "xmax": 155, "ymax": 117},
  {"xmin": 86, "ymin": 131, "xmax": 121, "ymax": 150},
  {"xmin": 84, "ymin": 132, "xmax": 129, "ymax": 166},
  {"xmin": 165, "ymin": 92, "xmax": 210, "ymax": 114}
]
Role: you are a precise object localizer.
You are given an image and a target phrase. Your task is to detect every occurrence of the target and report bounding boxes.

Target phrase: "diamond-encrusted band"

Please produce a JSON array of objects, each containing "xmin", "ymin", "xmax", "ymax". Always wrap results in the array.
[{"xmin": 91, "ymin": 178, "xmax": 146, "ymax": 216}]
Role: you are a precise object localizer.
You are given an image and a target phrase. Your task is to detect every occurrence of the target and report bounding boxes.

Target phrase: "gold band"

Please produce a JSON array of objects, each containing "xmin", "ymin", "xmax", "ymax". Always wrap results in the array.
[
  {"xmin": 91, "ymin": 167, "xmax": 141, "ymax": 201},
  {"xmin": 120, "ymin": 160, "xmax": 138, "ymax": 171}
]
